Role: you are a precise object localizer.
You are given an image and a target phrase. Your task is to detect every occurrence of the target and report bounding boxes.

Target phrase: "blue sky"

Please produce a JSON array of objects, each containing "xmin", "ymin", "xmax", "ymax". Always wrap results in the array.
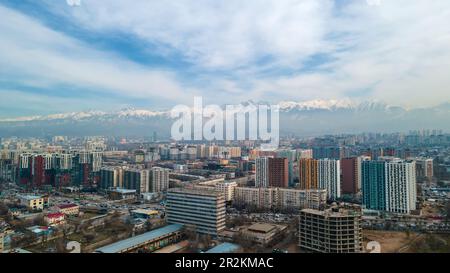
[{"xmin": 1, "ymin": 0, "xmax": 450, "ymax": 118}]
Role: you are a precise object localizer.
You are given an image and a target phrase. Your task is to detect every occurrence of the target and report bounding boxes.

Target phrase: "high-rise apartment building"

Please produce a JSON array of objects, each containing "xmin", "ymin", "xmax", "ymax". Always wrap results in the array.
[
  {"xmin": 100, "ymin": 166, "xmax": 123, "ymax": 189},
  {"xmin": 412, "ymin": 157, "xmax": 434, "ymax": 182},
  {"xmin": 362, "ymin": 159, "xmax": 417, "ymax": 214},
  {"xmin": 268, "ymin": 157, "xmax": 289, "ymax": 188},
  {"xmin": 215, "ymin": 181, "xmax": 237, "ymax": 202},
  {"xmin": 299, "ymin": 159, "xmax": 318, "ymax": 190},
  {"xmin": 256, "ymin": 157, "xmax": 288, "ymax": 188},
  {"xmin": 123, "ymin": 168, "xmax": 150, "ymax": 194},
  {"xmin": 341, "ymin": 157, "xmax": 364, "ymax": 194},
  {"xmin": 234, "ymin": 187, "xmax": 327, "ymax": 210},
  {"xmin": 166, "ymin": 188, "xmax": 226, "ymax": 236},
  {"xmin": 318, "ymin": 159, "xmax": 341, "ymax": 200},
  {"xmin": 299, "ymin": 159, "xmax": 341, "ymax": 200},
  {"xmin": 255, "ymin": 157, "xmax": 269, "ymax": 188},
  {"xmin": 299, "ymin": 207, "xmax": 363, "ymax": 253},
  {"xmin": 150, "ymin": 167, "xmax": 170, "ymax": 193}
]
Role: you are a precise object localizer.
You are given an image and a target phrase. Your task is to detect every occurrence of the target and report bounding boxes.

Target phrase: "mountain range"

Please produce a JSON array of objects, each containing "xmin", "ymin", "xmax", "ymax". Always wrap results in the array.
[{"xmin": 0, "ymin": 100, "xmax": 448, "ymax": 137}]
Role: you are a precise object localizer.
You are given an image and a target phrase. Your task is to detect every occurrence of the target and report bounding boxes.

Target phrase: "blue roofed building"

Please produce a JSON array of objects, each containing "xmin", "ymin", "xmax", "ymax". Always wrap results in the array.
[
  {"xmin": 95, "ymin": 224, "xmax": 183, "ymax": 253},
  {"xmin": 204, "ymin": 243, "xmax": 241, "ymax": 253}
]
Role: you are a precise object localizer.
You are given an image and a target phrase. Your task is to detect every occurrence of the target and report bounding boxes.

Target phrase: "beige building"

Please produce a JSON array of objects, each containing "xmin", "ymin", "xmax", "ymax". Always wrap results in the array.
[
  {"xmin": 215, "ymin": 181, "xmax": 238, "ymax": 202},
  {"xmin": 58, "ymin": 204, "xmax": 80, "ymax": 216},
  {"xmin": 234, "ymin": 187, "xmax": 327, "ymax": 210},
  {"xmin": 19, "ymin": 195, "xmax": 44, "ymax": 211}
]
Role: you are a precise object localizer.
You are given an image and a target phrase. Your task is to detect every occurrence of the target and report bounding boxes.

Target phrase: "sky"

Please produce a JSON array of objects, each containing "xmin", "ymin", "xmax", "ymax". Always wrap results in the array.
[{"xmin": 0, "ymin": 0, "xmax": 450, "ymax": 118}]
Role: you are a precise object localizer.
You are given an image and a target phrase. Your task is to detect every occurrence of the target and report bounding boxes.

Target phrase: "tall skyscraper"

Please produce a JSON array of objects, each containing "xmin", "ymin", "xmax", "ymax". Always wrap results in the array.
[
  {"xmin": 362, "ymin": 159, "xmax": 417, "ymax": 214},
  {"xmin": 166, "ymin": 188, "xmax": 226, "ymax": 236}
]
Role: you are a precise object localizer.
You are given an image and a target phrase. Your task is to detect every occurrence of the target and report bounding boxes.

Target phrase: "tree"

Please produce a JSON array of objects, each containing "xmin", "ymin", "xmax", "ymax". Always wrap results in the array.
[
  {"xmin": 0, "ymin": 202, "xmax": 9, "ymax": 216},
  {"xmin": 445, "ymin": 201, "xmax": 450, "ymax": 222}
]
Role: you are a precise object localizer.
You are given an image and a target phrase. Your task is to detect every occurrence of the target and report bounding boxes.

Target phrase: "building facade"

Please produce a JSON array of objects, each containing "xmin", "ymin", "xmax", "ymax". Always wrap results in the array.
[
  {"xmin": 299, "ymin": 208, "xmax": 363, "ymax": 253},
  {"xmin": 166, "ymin": 188, "xmax": 226, "ymax": 236}
]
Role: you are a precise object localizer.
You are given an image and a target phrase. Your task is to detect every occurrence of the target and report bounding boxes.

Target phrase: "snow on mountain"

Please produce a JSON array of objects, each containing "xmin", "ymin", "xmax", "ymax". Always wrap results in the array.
[{"xmin": 278, "ymin": 99, "xmax": 358, "ymax": 111}]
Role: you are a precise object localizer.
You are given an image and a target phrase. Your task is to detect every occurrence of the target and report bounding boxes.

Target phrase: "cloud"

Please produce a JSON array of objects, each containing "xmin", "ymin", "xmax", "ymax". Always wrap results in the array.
[
  {"xmin": 0, "ymin": 4, "xmax": 195, "ymax": 104},
  {"xmin": 55, "ymin": 0, "xmax": 335, "ymax": 70},
  {"xmin": 1, "ymin": 0, "xmax": 450, "ymax": 117}
]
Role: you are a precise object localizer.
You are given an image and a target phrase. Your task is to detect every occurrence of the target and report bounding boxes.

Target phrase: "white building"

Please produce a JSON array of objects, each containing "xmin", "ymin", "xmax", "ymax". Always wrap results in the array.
[
  {"xmin": 385, "ymin": 160, "xmax": 417, "ymax": 214},
  {"xmin": 150, "ymin": 167, "xmax": 170, "ymax": 193},
  {"xmin": 215, "ymin": 181, "xmax": 237, "ymax": 202},
  {"xmin": 255, "ymin": 157, "xmax": 269, "ymax": 188},
  {"xmin": 318, "ymin": 159, "xmax": 341, "ymax": 200}
]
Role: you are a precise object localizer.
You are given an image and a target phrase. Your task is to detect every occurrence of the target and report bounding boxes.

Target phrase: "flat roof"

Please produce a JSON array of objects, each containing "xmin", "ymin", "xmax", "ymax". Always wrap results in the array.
[
  {"xmin": 205, "ymin": 243, "xmax": 240, "ymax": 253},
  {"xmin": 95, "ymin": 224, "xmax": 183, "ymax": 253},
  {"xmin": 131, "ymin": 209, "xmax": 159, "ymax": 216},
  {"xmin": 58, "ymin": 204, "xmax": 79, "ymax": 209},
  {"xmin": 248, "ymin": 223, "xmax": 276, "ymax": 233},
  {"xmin": 110, "ymin": 188, "xmax": 136, "ymax": 194},
  {"xmin": 19, "ymin": 195, "xmax": 42, "ymax": 200}
]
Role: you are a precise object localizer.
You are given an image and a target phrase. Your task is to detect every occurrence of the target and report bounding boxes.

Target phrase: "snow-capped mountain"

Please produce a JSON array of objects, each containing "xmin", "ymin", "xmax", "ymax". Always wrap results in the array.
[{"xmin": 0, "ymin": 100, "xmax": 448, "ymax": 137}]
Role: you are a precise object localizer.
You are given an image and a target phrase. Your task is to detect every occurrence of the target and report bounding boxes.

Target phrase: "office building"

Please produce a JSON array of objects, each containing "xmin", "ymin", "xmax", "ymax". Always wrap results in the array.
[{"xmin": 166, "ymin": 188, "xmax": 226, "ymax": 236}]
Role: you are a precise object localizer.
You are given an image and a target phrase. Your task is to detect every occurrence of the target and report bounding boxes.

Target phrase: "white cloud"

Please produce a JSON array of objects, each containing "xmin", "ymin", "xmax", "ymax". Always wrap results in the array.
[
  {"xmin": 1, "ymin": 0, "xmax": 450, "ymax": 113},
  {"xmin": 0, "ymin": 5, "xmax": 194, "ymax": 103},
  {"xmin": 47, "ymin": 0, "xmax": 336, "ymax": 69}
]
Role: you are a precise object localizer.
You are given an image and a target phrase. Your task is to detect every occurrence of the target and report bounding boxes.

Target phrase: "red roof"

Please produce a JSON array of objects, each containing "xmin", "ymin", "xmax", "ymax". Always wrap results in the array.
[
  {"xmin": 46, "ymin": 212, "xmax": 65, "ymax": 219},
  {"xmin": 58, "ymin": 203, "xmax": 79, "ymax": 209}
]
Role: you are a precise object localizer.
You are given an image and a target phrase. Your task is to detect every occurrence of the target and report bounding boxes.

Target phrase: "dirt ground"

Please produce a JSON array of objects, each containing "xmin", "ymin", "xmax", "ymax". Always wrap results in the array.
[{"xmin": 363, "ymin": 230, "xmax": 420, "ymax": 253}]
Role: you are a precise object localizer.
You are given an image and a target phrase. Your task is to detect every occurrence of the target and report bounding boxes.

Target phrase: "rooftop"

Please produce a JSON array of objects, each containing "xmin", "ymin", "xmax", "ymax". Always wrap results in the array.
[
  {"xmin": 247, "ymin": 223, "xmax": 277, "ymax": 234},
  {"xmin": 205, "ymin": 243, "xmax": 240, "ymax": 253},
  {"xmin": 110, "ymin": 188, "xmax": 137, "ymax": 194},
  {"xmin": 95, "ymin": 224, "xmax": 183, "ymax": 253},
  {"xmin": 168, "ymin": 187, "xmax": 222, "ymax": 197},
  {"xmin": 46, "ymin": 212, "xmax": 65, "ymax": 219},
  {"xmin": 19, "ymin": 195, "xmax": 42, "ymax": 200},
  {"xmin": 58, "ymin": 203, "xmax": 79, "ymax": 209},
  {"xmin": 131, "ymin": 209, "xmax": 159, "ymax": 216}
]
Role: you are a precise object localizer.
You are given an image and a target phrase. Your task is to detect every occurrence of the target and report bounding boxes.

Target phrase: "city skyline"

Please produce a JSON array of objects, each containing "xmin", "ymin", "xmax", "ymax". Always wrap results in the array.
[{"xmin": 1, "ymin": 0, "xmax": 450, "ymax": 118}]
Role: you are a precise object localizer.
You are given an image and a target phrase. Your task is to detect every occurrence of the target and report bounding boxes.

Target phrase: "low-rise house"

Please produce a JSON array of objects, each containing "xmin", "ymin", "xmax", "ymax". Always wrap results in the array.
[{"xmin": 44, "ymin": 213, "xmax": 65, "ymax": 226}]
